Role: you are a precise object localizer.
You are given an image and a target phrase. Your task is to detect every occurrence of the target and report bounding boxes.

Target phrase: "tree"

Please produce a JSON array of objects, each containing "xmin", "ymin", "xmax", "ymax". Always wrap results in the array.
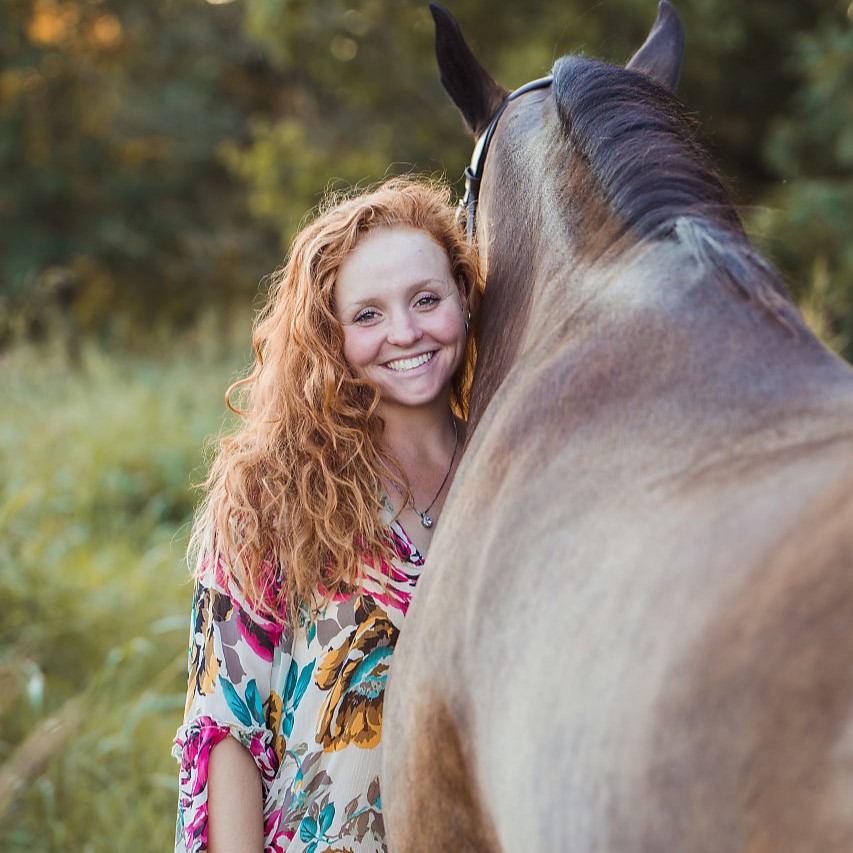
[
  {"xmin": 2, "ymin": 0, "xmax": 850, "ymax": 359},
  {"xmin": 0, "ymin": 0, "xmax": 281, "ymax": 345},
  {"xmin": 747, "ymin": 16, "xmax": 853, "ymax": 353}
]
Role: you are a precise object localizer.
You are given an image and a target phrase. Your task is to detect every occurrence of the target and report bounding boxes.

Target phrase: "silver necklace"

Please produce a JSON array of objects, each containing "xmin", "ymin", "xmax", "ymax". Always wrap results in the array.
[{"xmin": 393, "ymin": 419, "xmax": 458, "ymax": 528}]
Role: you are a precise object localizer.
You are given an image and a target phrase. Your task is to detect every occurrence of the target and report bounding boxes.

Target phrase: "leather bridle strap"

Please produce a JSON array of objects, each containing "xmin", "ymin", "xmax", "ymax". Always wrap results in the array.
[{"xmin": 458, "ymin": 75, "xmax": 553, "ymax": 243}]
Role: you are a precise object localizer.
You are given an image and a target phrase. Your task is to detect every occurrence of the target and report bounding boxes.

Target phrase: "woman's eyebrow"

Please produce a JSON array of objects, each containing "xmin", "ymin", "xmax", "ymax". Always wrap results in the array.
[{"xmin": 340, "ymin": 278, "xmax": 452, "ymax": 311}]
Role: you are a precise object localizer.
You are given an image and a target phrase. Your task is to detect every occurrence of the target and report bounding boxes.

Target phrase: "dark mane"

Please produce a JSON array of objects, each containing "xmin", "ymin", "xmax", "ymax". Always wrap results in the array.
[
  {"xmin": 554, "ymin": 56, "xmax": 742, "ymax": 242},
  {"xmin": 552, "ymin": 55, "xmax": 798, "ymax": 327}
]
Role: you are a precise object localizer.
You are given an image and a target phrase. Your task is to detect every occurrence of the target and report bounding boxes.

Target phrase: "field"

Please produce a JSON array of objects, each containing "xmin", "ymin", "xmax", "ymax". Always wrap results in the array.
[{"xmin": 0, "ymin": 331, "xmax": 248, "ymax": 851}]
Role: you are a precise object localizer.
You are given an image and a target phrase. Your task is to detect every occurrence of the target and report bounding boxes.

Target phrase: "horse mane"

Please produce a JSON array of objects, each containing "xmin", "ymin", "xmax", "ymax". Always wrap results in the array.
[{"xmin": 552, "ymin": 56, "xmax": 798, "ymax": 328}]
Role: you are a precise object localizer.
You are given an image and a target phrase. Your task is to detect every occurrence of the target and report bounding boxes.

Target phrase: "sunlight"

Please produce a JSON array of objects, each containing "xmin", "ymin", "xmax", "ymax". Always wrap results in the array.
[
  {"xmin": 27, "ymin": 0, "xmax": 78, "ymax": 46},
  {"xmin": 90, "ymin": 14, "xmax": 122, "ymax": 48}
]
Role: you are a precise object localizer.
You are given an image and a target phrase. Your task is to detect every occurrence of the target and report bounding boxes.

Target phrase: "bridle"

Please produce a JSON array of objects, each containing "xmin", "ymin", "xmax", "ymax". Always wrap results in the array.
[{"xmin": 457, "ymin": 75, "xmax": 553, "ymax": 243}]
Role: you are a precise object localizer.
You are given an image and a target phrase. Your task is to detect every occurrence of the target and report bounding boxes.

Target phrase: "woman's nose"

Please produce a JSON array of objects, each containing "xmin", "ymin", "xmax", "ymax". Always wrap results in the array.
[{"xmin": 386, "ymin": 311, "xmax": 422, "ymax": 346}]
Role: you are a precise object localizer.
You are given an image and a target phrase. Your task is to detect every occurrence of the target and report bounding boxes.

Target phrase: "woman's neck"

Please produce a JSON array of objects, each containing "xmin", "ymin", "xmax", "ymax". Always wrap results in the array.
[
  {"xmin": 378, "ymin": 398, "xmax": 458, "ymax": 468},
  {"xmin": 378, "ymin": 398, "xmax": 464, "ymax": 553}
]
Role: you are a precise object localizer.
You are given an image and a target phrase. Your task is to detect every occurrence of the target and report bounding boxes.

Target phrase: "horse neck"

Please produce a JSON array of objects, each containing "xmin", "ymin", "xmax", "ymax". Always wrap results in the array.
[
  {"xmin": 468, "ymin": 175, "xmax": 612, "ymax": 432},
  {"xmin": 468, "ymin": 152, "xmax": 569, "ymax": 431},
  {"xmin": 468, "ymin": 227, "xmax": 543, "ymax": 430},
  {"xmin": 469, "ymin": 225, "xmax": 853, "ymax": 444}
]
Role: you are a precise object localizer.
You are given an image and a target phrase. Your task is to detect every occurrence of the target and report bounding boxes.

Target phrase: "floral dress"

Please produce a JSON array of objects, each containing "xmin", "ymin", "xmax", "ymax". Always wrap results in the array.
[{"xmin": 173, "ymin": 504, "xmax": 424, "ymax": 853}]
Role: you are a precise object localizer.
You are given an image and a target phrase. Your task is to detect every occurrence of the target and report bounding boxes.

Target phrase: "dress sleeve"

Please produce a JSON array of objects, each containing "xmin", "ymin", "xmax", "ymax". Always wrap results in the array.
[{"xmin": 172, "ymin": 563, "xmax": 285, "ymax": 853}]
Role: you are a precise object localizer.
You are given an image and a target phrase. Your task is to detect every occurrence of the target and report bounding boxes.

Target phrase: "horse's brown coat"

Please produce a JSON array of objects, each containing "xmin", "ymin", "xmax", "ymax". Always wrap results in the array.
[{"xmin": 383, "ymin": 4, "xmax": 853, "ymax": 850}]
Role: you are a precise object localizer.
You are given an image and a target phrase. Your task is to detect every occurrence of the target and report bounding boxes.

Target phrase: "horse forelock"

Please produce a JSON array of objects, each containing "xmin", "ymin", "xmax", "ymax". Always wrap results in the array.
[{"xmin": 549, "ymin": 55, "xmax": 798, "ymax": 329}]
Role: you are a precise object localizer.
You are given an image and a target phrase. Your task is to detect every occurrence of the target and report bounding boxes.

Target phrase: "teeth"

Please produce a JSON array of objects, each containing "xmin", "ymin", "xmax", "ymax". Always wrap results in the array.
[{"xmin": 386, "ymin": 352, "xmax": 434, "ymax": 372}]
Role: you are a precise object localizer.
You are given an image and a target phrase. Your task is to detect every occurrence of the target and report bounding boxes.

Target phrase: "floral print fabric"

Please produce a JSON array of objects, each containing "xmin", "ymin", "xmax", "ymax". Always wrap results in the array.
[{"xmin": 173, "ymin": 509, "xmax": 423, "ymax": 853}]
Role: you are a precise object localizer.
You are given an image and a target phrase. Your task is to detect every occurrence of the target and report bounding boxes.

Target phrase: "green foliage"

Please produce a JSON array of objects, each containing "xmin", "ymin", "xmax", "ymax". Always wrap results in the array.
[
  {"xmin": 746, "ymin": 15, "xmax": 853, "ymax": 353},
  {"xmin": 2, "ymin": 0, "xmax": 850, "ymax": 357},
  {"xmin": 0, "ymin": 335, "xmax": 248, "ymax": 851},
  {"xmin": 0, "ymin": 0, "xmax": 280, "ymax": 341}
]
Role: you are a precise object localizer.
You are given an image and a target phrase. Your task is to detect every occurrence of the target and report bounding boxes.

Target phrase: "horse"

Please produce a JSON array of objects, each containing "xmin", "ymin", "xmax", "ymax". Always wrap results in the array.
[{"xmin": 382, "ymin": 2, "xmax": 853, "ymax": 851}]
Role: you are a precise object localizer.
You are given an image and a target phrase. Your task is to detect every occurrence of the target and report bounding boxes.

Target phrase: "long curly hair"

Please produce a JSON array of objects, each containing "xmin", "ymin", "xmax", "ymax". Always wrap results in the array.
[{"xmin": 188, "ymin": 177, "xmax": 482, "ymax": 626}]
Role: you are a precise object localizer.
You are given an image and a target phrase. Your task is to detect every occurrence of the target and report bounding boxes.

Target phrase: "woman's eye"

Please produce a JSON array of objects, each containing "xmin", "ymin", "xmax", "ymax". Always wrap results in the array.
[
  {"xmin": 416, "ymin": 295, "xmax": 439, "ymax": 308},
  {"xmin": 354, "ymin": 309, "xmax": 377, "ymax": 324}
]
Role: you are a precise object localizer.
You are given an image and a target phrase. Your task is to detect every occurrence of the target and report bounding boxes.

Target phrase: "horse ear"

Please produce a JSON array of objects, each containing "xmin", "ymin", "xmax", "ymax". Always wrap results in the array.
[
  {"xmin": 429, "ymin": 2, "xmax": 509, "ymax": 136},
  {"xmin": 626, "ymin": 1, "xmax": 685, "ymax": 92}
]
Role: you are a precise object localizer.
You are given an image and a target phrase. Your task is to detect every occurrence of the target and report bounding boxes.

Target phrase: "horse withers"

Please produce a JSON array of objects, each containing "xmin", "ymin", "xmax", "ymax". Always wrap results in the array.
[{"xmin": 383, "ymin": 3, "xmax": 853, "ymax": 851}]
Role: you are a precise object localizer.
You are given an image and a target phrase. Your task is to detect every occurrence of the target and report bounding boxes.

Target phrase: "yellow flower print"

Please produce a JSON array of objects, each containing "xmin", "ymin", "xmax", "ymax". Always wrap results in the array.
[
  {"xmin": 314, "ymin": 599, "xmax": 398, "ymax": 752},
  {"xmin": 264, "ymin": 689, "xmax": 286, "ymax": 763}
]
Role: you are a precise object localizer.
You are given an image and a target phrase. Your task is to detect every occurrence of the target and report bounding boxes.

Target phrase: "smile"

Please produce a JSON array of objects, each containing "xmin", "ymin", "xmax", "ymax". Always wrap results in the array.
[{"xmin": 384, "ymin": 352, "xmax": 435, "ymax": 372}]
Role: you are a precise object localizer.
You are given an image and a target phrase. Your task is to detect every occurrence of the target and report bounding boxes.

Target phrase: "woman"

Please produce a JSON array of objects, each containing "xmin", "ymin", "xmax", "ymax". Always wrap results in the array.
[{"xmin": 173, "ymin": 177, "xmax": 481, "ymax": 852}]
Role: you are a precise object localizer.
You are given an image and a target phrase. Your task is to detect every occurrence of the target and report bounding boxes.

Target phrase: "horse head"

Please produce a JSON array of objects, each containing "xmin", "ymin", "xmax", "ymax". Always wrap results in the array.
[{"xmin": 431, "ymin": 1, "xmax": 802, "ymax": 433}]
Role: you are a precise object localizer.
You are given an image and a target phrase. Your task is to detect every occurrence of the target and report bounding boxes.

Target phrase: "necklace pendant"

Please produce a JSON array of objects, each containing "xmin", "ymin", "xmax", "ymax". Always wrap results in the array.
[{"xmin": 420, "ymin": 513, "xmax": 433, "ymax": 529}]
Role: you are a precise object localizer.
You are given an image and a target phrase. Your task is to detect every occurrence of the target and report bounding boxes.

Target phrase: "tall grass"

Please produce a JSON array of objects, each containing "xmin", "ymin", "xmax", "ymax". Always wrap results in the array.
[{"xmin": 0, "ymin": 331, "xmax": 248, "ymax": 852}]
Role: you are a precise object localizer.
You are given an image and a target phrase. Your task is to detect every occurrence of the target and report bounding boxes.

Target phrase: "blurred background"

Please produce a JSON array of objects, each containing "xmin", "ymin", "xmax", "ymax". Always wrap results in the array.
[{"xmin": 0, "ymin": 0, "xmax": 850, "ymax": 849}]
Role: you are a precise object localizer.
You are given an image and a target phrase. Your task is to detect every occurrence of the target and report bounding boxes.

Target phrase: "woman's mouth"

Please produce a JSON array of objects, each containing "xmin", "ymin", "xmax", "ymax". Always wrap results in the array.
[{"xmin": 384, "ymin": 351, "xmax": 436, "ymax": 372}]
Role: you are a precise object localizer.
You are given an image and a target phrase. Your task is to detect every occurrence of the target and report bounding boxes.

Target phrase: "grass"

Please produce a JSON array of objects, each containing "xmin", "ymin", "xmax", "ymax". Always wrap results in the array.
[{"xmin": 0, "ymin": 332, "xmax": 248, "ymax": 852}]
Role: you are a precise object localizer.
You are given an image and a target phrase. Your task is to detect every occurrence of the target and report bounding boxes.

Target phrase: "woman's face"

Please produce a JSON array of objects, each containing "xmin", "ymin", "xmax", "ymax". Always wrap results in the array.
[{"xmin": 334, "ymin": 226, "xmax": 467, "ymax": 414}]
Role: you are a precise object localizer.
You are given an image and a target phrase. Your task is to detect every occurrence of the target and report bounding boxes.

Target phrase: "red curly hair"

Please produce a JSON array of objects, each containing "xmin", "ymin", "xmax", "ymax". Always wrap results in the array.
[{"xmin": 189, "ymin": 177, "xmax": 482, "ymax": 625}]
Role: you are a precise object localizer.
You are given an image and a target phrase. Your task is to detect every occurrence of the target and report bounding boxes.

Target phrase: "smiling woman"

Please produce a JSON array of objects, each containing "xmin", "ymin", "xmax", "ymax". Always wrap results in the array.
[
  {"xmin": 335, "ymin": 227, "xmax": 468, "ymax": 420},
  {"xmin": 172, "ymin": 177, "xmax": 481, "ymax": 853}
]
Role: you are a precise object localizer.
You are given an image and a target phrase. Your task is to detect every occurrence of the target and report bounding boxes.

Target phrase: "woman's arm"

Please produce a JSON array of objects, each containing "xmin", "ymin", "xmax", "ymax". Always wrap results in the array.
[
  {"xmin": 175, "ymin": 571, "xmax": 283, "ymax": 853},
  {"xmin": 208, "ymin": 736, "xmax": 264, "ymax": 852}
]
